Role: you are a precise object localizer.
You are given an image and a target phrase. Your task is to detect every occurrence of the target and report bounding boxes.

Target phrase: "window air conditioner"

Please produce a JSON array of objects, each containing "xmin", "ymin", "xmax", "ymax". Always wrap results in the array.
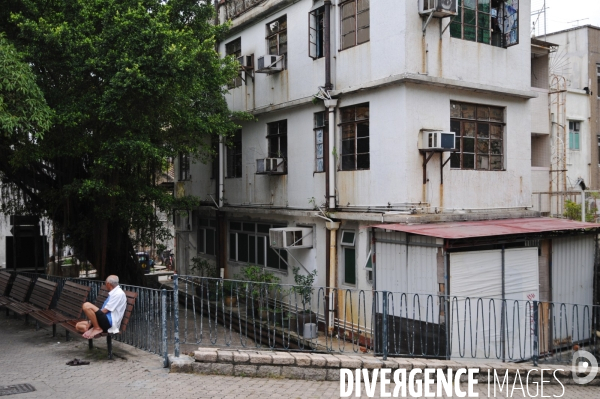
[
  {"xmin": 256, "ymin": 158, "xmax": 285, "ymax": 174},
  {"xmin": 419, "ymin": 0, "xmax": 457, "ymax": 18},
  {"xmin": 256, "ymin": 55, "xmax": 284, "ymax": 73},
  {"xmin": 419, "ymin": 131, "xmax": 456, "ymax": 150},
  {"xmin": 269, "ymin": 227, "xmax": 313, "ymax": 249},
  {"xmin": 237, "ymin": 55, "xmax": 253, "ymax": 70}
]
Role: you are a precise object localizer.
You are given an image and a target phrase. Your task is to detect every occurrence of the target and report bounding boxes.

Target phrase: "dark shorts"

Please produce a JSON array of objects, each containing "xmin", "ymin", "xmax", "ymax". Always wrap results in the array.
[{"xmin": 95, "ymin": 309, "xmax": 111, "ymax": 332}]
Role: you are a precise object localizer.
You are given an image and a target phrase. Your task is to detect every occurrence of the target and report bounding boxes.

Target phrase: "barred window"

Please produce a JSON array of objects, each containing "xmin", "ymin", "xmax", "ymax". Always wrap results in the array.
[
  {"xmin": 178, "ymin": 153, "xmax": 190, "ymax": 180},
  {"xmin": 449, "ymin": 0, "xmax": 519, "ymax": 48},
  {"xmin": 450, "ymin": 102, "xmax": 504, "ymax": 171},
  {"xmin": 267, "ymin": 15, "xmax": 287, "ymax": 68},
  {"xmin": 267, "ymin": 120, "xmax": 287, "ymax": 160},
  {"xmin": 226, "ymin": 130, "xmax": 242, "ymax": 178},
  {"xmin": 340, "ymin": 103, "xmax": 369, "ymax": 171},
  {"xmin": 198, "ymin": 218, "xmax": 217, "ymax": 256},
  {"xmin": 340, "ymin": 0, "xmax": 370, "ymax": 50},
  {"xmin": 226, "ymin": 38, "xmax": 242, "ymax": 88},
  {"xmin": 229, "ymin": 221, "xmax": 287, "ymax": 271},
  {"xmin": 314, "ymin": 112, "xmax": 328, "ymax": 172}
]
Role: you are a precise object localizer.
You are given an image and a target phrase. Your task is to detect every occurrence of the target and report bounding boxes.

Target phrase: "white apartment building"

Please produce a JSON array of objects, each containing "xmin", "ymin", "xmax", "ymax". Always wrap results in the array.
[{"xmin": 177, "ymin": 0, "xmax": 599, "ymax": 346}]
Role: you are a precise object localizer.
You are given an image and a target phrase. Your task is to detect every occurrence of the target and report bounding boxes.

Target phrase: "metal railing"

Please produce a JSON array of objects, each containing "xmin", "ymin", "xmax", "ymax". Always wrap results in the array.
[{"xmin": 11, "ymin": 273, "xmax": 600, "ymax": 367}]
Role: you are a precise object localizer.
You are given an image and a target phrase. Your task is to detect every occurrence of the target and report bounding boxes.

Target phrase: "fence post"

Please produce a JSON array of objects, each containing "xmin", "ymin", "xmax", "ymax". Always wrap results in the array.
[
  {"xmin": 173, "ymin": 273, "xmax": 180, "ymax": 358},
  {"xmin": 382, "ymin": 291, "xmax": 388, "ymax": 361},
  {"xmin": 162, "ymin": 288, "xmax": 168, "ymax": 367},
  {"xmin": 533, "ymin": 300, "xmax": 539, "ymax": 367}
]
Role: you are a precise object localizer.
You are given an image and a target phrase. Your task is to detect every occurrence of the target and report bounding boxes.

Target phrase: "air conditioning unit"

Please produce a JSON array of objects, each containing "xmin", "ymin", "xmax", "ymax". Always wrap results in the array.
[
  {"xmin": 256, "ymin": 158, "xmax": 285, "ymax": 174},
  {"xmin": 256, "ymin": 55, "xmax": 284, "ymax": 73},
  {"xmin": 269, "ymin": 227, "xmax": 313, "ymax": 249},
  {"xmin": 419, "ymin": 131, "xmax": 456, "ymax": 150},
  {"xmin": 419, "ymin": 0, "xmax": 457, "ymax": 18},
  {"xmin": 174, "ymin": 211, "xmax": 193, "ymax": 232},
  {"xmin": 237, "ymin": 55, "xmax": 253, "ymax": 70}
]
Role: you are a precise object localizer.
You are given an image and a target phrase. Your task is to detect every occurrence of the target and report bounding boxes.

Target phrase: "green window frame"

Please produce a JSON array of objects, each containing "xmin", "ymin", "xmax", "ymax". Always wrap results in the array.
[
  {"xmin": 449, "ymin": 0, "xmax": 519, "ymax": 48},
  {"xmin": 341, "ymin": 230, "xmax": 356, "ymax": 285},
  {"xmin": 569, "ymin": 121, "xmax": 580, "ymax": 151}
]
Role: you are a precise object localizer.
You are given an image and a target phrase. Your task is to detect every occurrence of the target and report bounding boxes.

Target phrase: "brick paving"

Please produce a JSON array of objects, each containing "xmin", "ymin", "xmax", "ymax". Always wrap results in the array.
[{"xmin": 1, "ymin": 314, "xmax": 600, "ymax": 398}]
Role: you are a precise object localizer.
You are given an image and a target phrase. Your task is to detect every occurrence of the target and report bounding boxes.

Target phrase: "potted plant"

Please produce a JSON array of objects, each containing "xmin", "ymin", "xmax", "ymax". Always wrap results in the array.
[
  {"xmin": 223, "ymin": 280, "xmax": 238, "ymax": 307},
  {"xmin": 292, "ymin": 267, "xmax": 318, "ymax": 334},
  {"xmin": 235, "ymin": 265, "xmax": 280, "ymax": 318}
]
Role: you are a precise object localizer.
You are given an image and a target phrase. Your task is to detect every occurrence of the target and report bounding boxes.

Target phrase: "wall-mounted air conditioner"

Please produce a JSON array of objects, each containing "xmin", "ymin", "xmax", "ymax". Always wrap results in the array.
[
  {"xmin": 419, "ymin": 131, "xmax": 456, "ymax": 150},
  {"xmin": 256, "ymin": 55, "xmax": 284, "ymax": 73},
  {"xmin": 419, "ymin": 0, "xmax": 457, "ymax": 18},
  {"xmin": 256, "ymin": 158, "xmax": 285, "ymax": 174},
  {"xmin": 174, "ymin": 210, "xmax": 193, "ymax": 232},
  {"xmin": 269, "ymin": 227, "xmax": 313, "ymax": 249},
  {"xmin": 237, "ymin": 55, "xmax": 254, "ymax": 70}
]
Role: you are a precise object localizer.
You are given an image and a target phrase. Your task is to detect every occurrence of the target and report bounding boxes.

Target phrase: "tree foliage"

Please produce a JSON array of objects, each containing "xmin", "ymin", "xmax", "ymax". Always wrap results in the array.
[{"xmin": 0, "ymin": 0, "xmax": 242, "ymax": 284}]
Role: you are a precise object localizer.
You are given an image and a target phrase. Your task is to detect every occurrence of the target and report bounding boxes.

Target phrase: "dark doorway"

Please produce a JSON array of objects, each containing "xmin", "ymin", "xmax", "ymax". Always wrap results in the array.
[{"xmin": 5, "ymin": 236, "xmax": 48, "ymax": 271}]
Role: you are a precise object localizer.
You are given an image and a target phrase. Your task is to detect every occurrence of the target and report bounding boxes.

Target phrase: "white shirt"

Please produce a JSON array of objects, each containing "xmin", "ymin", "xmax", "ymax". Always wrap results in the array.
[{"xmin": 103, "ymin": 285, "xmax": 127, "ymax": 334}]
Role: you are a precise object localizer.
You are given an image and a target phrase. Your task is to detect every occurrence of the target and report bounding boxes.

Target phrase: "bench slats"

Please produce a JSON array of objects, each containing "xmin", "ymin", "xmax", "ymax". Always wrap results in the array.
[
  {"xmin": 7, "ymin": 275, "xmax": 33, "ymax": 303},
  {"xmin": 6, "ymin": 278, "xmax": 58, "ymax": 316},
  {"xmin": 30, "ymin": 281, "xmax": 91, "ymax": 327},
  {"xmin": 0, "ymin": 271, "xmax": 13, "ymax": 297}
]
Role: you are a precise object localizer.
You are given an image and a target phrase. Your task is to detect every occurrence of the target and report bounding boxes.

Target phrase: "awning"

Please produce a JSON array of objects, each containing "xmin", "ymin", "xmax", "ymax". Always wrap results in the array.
[{"xmin": 370, "ymin": 218, "xmax": 600, "ymax": 240}]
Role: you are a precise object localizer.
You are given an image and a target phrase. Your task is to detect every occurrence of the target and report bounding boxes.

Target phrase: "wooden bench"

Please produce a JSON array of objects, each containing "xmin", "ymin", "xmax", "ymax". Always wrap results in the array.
[
  {"xmin": 0, "ymin": 275, "xmax": 32, "ymax": 310},
  {"xmin": 29, "ymin": 281, "xmax": 91, "ymax": 336},
  {"xmin": 61, "ymin": 286, "xmax": 138, "ymax": 359},
  {"xmin": 0, "ymin": 271, "xmax": 15, "ymax": 306},
  {"xmin": 6, "ymin": 278, "xmax": 58, "ymax": 319}
]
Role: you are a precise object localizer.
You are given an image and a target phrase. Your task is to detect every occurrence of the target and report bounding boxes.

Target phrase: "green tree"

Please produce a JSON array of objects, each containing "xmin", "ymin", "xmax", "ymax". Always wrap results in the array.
[{"xmin": 0, "ymin": 0, "xmax": 243, "ymax": 284}]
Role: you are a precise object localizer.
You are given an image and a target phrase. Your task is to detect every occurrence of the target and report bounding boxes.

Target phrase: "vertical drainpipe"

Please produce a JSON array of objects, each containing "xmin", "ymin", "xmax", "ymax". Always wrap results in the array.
[
  {"xmin": 215, "ymin": 0, "xmax": 226, "ymax": 279},
  {"xmin": 323, "ymin": 0, "xmax": 339, "ymax": 333}
]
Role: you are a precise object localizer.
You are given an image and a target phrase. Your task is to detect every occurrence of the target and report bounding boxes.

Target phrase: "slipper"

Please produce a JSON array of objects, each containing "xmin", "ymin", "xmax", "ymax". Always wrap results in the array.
[{"xmin": 66, "ymin": 358, "xmax": 90, "ymax": 366}]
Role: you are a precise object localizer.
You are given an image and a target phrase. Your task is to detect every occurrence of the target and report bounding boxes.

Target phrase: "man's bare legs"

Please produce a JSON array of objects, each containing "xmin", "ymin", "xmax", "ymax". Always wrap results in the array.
[{"xmin": 81, "ymin": 302, "xmax": 103, "ymax": 338}]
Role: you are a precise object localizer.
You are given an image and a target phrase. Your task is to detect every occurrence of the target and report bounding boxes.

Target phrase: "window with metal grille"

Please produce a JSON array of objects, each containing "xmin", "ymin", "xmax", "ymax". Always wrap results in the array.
[
  {"xmin": 569, "ymin": 121, "xmax": 580, "ymax": 151},
  {"xmin": 229, "ymin": 221, "xmax": 287, "ymax": 271},
  {"xmin": 226, "ymin": 130, "xmax": 242, "ymax": 178},
  {"xmin": 309, "ymin": 7, "xmax": 325, "ymax": 59},
  {"xmin": 450, "ymin": 101, "xmax": 505, "ymax": 170},
  {"xmin": 267, "ymin": 120, "xmax": 287, "ymax": 161},
  {"xmin": 340, "ymin": 0, "xmax": 370, "ymax": 50},
  {"xmin": 341, "ymin": 230, "xmax": 356, "ymax": 285},
  {"xmin": 226, "ymin": 38, "xmax": 242, "ymax": 88},
  {"xmin": 179, "ymin": 153, "xmax": 190, "ymax": 180},
  {"xmin": 314, "ymin": 112, "xmax": 328, "ymax": 172},
  {"xmin": 340, "ymin": 103, "xmax": 369, "ymax": 171},
  {"xmin": 267, "ymin": 15, "xmax": 287, "ymax": 68},
  {"xmin": 197, "ymin": 217, "xmax": 217, "ymax": 256},
  {"xmin": 449, "ymin": 0, "xmax": 519, "ymax": 48}
]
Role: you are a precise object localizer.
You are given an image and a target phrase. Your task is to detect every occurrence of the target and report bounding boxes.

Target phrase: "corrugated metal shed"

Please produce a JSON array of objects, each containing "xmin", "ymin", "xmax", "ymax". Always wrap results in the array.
[{"xmin": 371, "ymin": 218, "xmax": 600, "ymax": 239}]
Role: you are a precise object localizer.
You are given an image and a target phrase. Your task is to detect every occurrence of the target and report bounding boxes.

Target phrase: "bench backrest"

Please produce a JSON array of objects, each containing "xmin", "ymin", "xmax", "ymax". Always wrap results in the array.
[
  {"xmin": 28, "ymin": 278, "xmax": 58, "ymax": 311},
  {"xmin": 8, "ymin": 275, "xmax": 33, "ymax": 302},
  {"xmin": 93, "ymin": 286, "xmax": 137, "ymax": 334},
  {"xmin": 55, "ymin": 281, "xmax": 92, "ymax": 319},
  {"xmin": 0, "ymin": 271, "xmax": 13, "ymax": 296},
  {"xmin": 120, "ymin": 290, "xmax": 138, "ymax": 334}
]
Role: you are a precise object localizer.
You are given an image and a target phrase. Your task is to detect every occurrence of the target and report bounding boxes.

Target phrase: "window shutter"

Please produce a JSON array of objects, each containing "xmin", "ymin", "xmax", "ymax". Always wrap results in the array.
[{"xmin": 309, "ymin": 10, "xmax": 317, "ymax": 59}]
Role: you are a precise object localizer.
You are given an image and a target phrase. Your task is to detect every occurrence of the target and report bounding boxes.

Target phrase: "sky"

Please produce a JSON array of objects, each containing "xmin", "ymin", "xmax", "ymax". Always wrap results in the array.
[{"xmin": 531, "ymin": 0, "xmax": 600, "ymax": 36}]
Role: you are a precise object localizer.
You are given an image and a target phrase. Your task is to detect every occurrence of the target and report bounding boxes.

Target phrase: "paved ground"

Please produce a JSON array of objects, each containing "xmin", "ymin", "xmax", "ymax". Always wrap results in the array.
[{"xmin": 1, "ymin": 314, "xmax": 599, "ymax": 398}]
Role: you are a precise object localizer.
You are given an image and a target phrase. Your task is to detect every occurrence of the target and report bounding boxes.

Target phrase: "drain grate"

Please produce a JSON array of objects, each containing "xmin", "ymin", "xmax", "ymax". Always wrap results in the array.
[{"xmin": 0, "ymin": 384, "xmax": 36, "ymax": 396}]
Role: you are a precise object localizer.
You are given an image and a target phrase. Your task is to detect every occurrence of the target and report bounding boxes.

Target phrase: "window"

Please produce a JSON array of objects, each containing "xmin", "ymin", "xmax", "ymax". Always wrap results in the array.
[
  {"xmin": 179, "ymin": 153, "xmax": 190, "ymax": 180},
  {"xmin": 340, "ymin": 0, "xmax": 370, "ymax": 50},
  {"xmin": 569, "ymin": 121, "xmax": 580, "ymax": 151},
  {"xmin": 229, "ymin": 221, "xmax": 288, "ymax": 271},
  {"xmin": 309, "ymin": 7, "xmax": 325, "ymax": 59},
  {"xmin": 450, "ymin": 102, "xmax": 504, "ymax": 170},
  {"xmin": 267, "ymin": 120, "xmax": 287, "ymax": 160},
  {"xmin": 450, "ymin": 0, "xmax": 519, "ymax": 48},
  {"xmin": 314, "ymin": 112, "xmax": 328, "ymax": 172},
  {"xmin": 597, "ymin": 65, "xmax": 600, "ymax": 98},
  {"xmin": 226, "ymin": 130, "xmax": 242, "ymax": 178},
  {"xmin": 340, "ymin": 103, "xmax": 369, "ymax": 170},
  {"xmin": 226, "ymin": 38, "xmax": 242, "ymax": 88},
  {"xmin": 267, "ymin": 16, "xmax": 287, "ymax": 68},
  {"xmin": 198, "ymin": 218, "xmax": 217, "ymax": 256},
  {"xmin": 341, "ymin": 230, "xmax": 356, "ymax": 285}
]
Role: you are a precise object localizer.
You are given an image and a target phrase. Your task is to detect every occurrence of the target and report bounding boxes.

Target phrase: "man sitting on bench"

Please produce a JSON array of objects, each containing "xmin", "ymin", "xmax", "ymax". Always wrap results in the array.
[{"xmin": 76, "ymin": 275, "xmax": 127, "ymax": 339}]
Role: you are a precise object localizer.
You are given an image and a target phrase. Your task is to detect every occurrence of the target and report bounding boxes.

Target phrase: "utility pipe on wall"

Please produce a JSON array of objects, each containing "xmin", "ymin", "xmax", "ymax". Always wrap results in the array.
[
  {"xmin": 324, "ymin": 99, "xmax": 338, "ymax": 209},
  {"xmin": 326, "ymin": 221, "xmax": 340, "ymax": 332}
]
